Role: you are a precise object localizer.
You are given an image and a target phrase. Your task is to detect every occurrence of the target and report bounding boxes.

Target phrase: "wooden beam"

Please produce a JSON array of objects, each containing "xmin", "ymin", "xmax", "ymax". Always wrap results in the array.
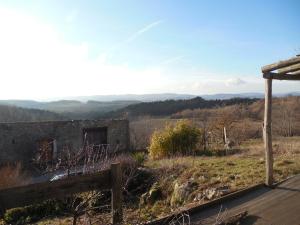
[
  {"xmin": 291, "ymin": 70, "xmax": 300, "ymax": 75},
  {"xmin": 263, "ymin": 72, "xmax": 300, "ymax": 80},
  {"xmin": 0, "ymin": 169, "xmax": 111, "ymax": 210},
  {"xmin": 262, "ymin": 56, "xmax": 300, "ymax": 73},
  {"xmin": 277, "ymin": 63, "xmax": 300, "ymax": 74},
  {"xmin": 264, "ymin": 79, "xmax": 273, "ymax": 186},
  {"xmin": 111, "ymin": 163, "xmax": 123, "ymax": 225}
]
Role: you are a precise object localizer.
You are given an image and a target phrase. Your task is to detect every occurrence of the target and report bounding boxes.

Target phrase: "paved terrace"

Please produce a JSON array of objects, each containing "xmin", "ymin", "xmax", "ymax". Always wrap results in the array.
[{"xmin": 191, "ymin": 175, "xmax": 300, "ymax": 225}]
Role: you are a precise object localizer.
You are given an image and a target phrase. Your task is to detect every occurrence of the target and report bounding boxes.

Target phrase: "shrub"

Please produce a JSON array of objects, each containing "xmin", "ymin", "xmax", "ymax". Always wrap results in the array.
[
  {"xmin": 3, "ymin": 200, "xmax": 67, "ymax": 224},
  {"xmin": 149, "ymin": 120, "xmax": 203, "ymax": 159},
  {"xmin": 132, "ymin": 152, "xmax": 147, "ymax": 166}
]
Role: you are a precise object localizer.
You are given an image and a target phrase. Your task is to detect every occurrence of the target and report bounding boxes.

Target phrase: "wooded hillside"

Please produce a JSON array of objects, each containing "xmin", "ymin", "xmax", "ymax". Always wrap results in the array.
[
  {"xmin": 130, "ymin": 96, "xmax": 300, "ymax": 150},
  {"xmin": 101, "ymin": 97, "xmax": 258, "ymax": 119},
  {"xmin": 0, "ymin": 105, "xmax": 64, "ymax": 122}
]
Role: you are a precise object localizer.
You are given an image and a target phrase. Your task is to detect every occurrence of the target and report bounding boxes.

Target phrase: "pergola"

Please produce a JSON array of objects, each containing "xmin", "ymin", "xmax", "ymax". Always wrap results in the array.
[{"xmin": 261, "ymin": 54, "xmax": 300, "ymax": 186}]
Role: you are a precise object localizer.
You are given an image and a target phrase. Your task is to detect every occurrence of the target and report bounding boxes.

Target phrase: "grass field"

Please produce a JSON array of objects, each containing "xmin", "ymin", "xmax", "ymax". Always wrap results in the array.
[{"xmin": 135, "ymin": 153, "xmax": 300, "ymax": 222}]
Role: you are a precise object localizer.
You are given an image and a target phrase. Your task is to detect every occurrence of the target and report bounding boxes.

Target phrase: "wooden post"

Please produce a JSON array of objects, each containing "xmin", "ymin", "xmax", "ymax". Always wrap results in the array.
[
  {"xmin": 264, "ymin": 78, "xmax": 273, "ymax": 186},
  {"xmin": 223, "ymin": 126, "xmax": 227, "ymax": 144},
  {"xmin": 223, "ymin": 126, "xmax": 228, "ymax": 155},
  {"xmin": 111, "ymin": 163, "xmax": 123, "ymax": 225}
]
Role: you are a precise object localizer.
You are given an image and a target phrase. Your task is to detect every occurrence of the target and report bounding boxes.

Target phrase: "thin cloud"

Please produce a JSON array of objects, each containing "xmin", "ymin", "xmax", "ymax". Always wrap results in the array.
[
  {"xmin": 225, "ymin": 78, "xmax": 246, "ymax": 86},
  {"xmin": 125, "ymin": 20, "xmax": 163, "ymax": 43}
]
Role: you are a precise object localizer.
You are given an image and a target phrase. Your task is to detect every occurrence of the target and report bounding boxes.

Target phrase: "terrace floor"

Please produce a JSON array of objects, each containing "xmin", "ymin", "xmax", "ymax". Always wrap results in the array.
[{"xmin": 191, "ymin": 174, "xmax": 300, "ymax": 225}]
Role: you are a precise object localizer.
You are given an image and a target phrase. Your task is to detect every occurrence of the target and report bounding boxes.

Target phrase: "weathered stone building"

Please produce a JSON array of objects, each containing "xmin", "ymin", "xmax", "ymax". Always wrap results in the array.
[{"xmin": 0, "ymin": 120, "xmax": 129, "ymax": 166}]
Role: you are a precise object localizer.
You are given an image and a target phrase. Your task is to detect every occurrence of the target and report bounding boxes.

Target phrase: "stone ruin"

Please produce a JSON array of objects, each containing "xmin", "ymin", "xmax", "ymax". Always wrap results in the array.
[{"xmin": 0, "ymin": 119, "xmax": 129, "ymax": 167}]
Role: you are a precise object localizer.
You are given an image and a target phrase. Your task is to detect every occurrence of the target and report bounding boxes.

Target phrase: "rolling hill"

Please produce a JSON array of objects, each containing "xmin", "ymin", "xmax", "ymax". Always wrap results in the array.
[
  {"xmin": 100, "ymin": 97, "xmax": 259, "ymax": 119},
  {"xmin": 0, "ymin": 105, "xmax": 64, "ymax": 122},
  {"xmin": 0, "ymin": 100, "xmax": 139, "ymax": 119}
]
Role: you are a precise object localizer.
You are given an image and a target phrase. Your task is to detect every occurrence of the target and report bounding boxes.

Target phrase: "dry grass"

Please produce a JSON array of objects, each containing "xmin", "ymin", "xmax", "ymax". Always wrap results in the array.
[
  {"xmin": 137, "ymin": 136, "xmax": 300, "ymax": 222},
  {"xmin": 2, "ymin": 136, "xmax": 300, "ymax": 225},
  {"xmin": 240, "ymin": 136, "xmax": 300, "ymax": 156},
  {"xmin": 17, "ymin": 151, "xmax": 300, "ymax": 225},
  {"xmin": 145, "ymin": 154, "xmax": 300, "ymax": 189},
  {"xmin": 136, "ymin": 155, "xmax": 300, "ymax": 222}
]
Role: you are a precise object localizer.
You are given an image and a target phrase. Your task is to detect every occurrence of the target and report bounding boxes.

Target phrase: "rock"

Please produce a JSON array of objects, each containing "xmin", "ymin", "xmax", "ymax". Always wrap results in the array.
[
  {"xmin": 193, "ymin": 192, "xmax": 203, "ymax": 202},
  {"xmin": 170, "ymin": 180, "xmax": 196, "ymax": 207},
  {"xmin": 148, "ymin": 182, "xmax": 162, "ymax": 203},
  {"xmin": 203, "ymin": 186, "xmax": 230, "ymax": 200},
  {"xmin": 217, "ymin": 186, "xmax": 230, "ymax": 196},
  {"xmin": 204, "ymin": 188, "xmax": 217, "ymax": 200},
  {"xmin": 171, "ymin": 182, "xmax": 184, "ymax": 206},
  {"xmin": 139, "ymin": 182, "xmax": 162, "ymax": 206}
]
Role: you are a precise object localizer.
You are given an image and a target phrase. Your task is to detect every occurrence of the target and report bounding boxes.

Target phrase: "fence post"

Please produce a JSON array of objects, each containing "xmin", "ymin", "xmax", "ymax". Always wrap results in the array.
[{"xmin": 111, "ymin": 162, "xmax": 123, "ymax": 225}]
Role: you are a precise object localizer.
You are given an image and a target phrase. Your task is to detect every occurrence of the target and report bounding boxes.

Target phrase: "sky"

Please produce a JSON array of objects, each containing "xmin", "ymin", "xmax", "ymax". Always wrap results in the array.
[{"xmin": 0, "ymin": 0, "xmax": 299, "ymax": 100}]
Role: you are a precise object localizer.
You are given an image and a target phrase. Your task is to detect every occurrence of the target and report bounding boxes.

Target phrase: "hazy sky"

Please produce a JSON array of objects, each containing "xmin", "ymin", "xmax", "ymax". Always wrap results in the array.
[{"xmin": 0, "ymin": 0, "xmax": 299, "ymax": 100}]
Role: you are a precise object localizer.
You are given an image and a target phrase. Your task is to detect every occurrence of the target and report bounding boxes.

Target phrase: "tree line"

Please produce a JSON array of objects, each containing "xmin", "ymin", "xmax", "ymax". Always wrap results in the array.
[{"xmin": 100, "ymin": 97, "xmax": 258, "ymax": 119}]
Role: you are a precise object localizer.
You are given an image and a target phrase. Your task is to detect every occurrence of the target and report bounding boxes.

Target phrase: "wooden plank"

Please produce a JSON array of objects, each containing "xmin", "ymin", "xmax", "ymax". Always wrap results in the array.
[
  {"xmin": 291, "ymin": 70, "xmax": 300, "ymax": 75},
  {"xmin": 111, "ymin": 163, "xmax": 123, "ymax": 225},
  {"xmin": 186, "ymin": 175, "xmax": 300, "ymax": 225},
  {"xmin": 0, "ymin": 169, "xmax": 111, "ymax": 210},
  {"xmin": 262, "ymin": 56, "xmax": 300, "ymax": 73},
  {"xmin": 277, "ymin": 63, "xmax": 300, "ymax": 74},
  {"xmin": 263, "ymin": 72, "xmax": 300, "ymax": 80},
  {"xmin": 264, "ymin": 78, "xmax": 273, "ymax": 186}
]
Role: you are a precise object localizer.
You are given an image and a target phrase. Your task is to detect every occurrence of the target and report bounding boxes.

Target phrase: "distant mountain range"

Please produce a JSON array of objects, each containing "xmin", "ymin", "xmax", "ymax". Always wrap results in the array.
[
  {"xmin": 45, "ymin": 92, "xmax": 300, "ymax": 102},
  {"xmin": 57, "ymin": 93, "xmax": 196, "ymax": 102},
  {"xmin": 201, "ymin": 92, "xmax": 300, "ymax": 100},
  {"xmin": 0, "ymin": 92, "xmax": 299, "ymax": 119}
]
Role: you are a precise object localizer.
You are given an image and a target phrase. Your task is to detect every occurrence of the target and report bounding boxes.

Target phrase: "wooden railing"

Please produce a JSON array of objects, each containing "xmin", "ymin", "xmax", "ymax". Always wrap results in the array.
[{"xmin": 0, "ymin": 163, "xmax": 123, "ymax": 224}]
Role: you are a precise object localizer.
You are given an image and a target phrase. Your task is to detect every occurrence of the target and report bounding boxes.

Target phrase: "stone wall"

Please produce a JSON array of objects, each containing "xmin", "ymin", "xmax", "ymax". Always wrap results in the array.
[{"xmin": 0, "ymin": 119, "xmax": 129, "ymax": 166}]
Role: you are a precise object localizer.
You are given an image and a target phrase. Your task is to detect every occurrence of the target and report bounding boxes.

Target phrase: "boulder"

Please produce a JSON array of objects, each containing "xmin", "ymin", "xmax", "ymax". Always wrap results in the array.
[
  {"xmin": 203, "ymin": 186, "xmax": 230, "ymax": 200},
  {"xmin": 193, "ymin": 192, "xmax": 204, "ymax": 202},
  {"xmin": 204, "ymin": 188, "xmax": 217, "ymax": 200},
  {"xmin": 148, "ymin": 182, "xmax": 162, "ymax": 203},
  {"xmin": 139, "ymin": 182, "xmax": 162, "ymax": 205},
  {"xmin": 170, "ymin": 179, "xmax": 197, "ymax": 207}
]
